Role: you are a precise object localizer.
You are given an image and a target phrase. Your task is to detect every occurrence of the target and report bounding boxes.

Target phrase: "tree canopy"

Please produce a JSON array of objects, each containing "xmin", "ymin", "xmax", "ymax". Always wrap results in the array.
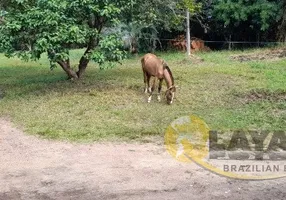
[
  {"xmin": 213, "ymin": 0, "xmax": 281, "ymax": 31},
  {"xmin": 0, "ymin": 0, "xmax": 285, "ymax": 79},
  {"xmin": 0, "ymin": 0, "xmax": 203, "ymax": 78},
  {"xmin": 0, "ymin": 0, "xmax": 128, "ymax": 79},
  {"xmin": 208, "ymin": 0, "xmax": 283, "ymax": 46},
  {"xmin": 120, "ymin": 0, "xmax": 201, "ymax": 52}
]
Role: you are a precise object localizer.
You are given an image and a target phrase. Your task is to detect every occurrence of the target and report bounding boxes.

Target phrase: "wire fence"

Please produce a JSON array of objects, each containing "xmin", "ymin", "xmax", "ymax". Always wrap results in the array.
[
  {"xmin": 144, "ymin": 38, "xmax": 285, "ymax": 44},
  {"xmin": 204, "ymin": 41, "xmax": 284, "ymax": 44},
  {"xmin": 137, "ymin": 37, "xmax": 286, "ymax": 50}
]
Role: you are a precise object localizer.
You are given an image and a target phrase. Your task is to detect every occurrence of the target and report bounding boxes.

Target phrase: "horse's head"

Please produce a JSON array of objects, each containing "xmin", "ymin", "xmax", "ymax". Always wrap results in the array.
[{"xmin": 166, "ymin": 86, "xmax": 176, "ymax": 105}]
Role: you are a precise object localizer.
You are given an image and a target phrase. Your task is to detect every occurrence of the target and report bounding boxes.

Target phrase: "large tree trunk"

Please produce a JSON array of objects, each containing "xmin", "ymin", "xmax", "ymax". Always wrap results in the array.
[
  {"xmin": 57, "ymin": 60, "xmax": 78, "ymax": 79},
  {"xmin": 76, "ymin": 55, "xmax": 90, "ymax": 78},
  {"xmin": 76, "ymin": 34, "xmax": 99, "ymax": 78},
  {"xmin": 76, "ymin": 44, "xmax": 93, "ymax": 79},
  {"xmin": 67, "ymin": 15, "xmax": 102, "ymax": 79}
]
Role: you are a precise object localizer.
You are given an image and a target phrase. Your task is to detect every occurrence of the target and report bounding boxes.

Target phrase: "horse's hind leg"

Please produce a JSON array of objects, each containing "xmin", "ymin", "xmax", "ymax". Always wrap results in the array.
[
  {"xmin": 157, "ymin": 78, "xmax": 163, "ymax": 102},
  {"xmin": 143, "ymin": 70, "xmax": 148, "ymax": 93}
]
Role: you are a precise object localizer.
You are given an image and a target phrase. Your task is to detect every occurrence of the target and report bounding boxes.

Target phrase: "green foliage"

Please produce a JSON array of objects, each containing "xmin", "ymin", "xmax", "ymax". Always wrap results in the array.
[
  {"xmin": 121, "ymin": 0, "xmax": 189, "ymax": 33},
  {"xmin": 120, "ymin": 0, "xmax": 202, "ymax": 52},
  {"xmin": 213, "ymin": 0, "xmax": 281, "ymax": 31},
  {"xmin": 91, "ymin": 34, "xmax": 126, "ymax": 68},
  {"xmin": 179, "ymin": 0, "xmax": 202, "ymax": 14},
  {"xmin": 0, "ymin": 0, "xmax": 126, "ymax": 74}
]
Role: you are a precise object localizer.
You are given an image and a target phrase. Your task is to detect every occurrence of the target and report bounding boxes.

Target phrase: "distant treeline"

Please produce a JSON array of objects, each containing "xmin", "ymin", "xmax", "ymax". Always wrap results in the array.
[{"xmin": 128, "ymin": 0, "xmax": 286, "ymax": 52}]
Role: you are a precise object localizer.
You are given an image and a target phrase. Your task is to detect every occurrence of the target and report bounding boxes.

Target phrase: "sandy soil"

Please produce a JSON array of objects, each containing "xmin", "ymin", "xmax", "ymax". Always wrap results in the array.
[{"xmin": 0, "ymin": 118, "xmax": 286, "ymax": 200}]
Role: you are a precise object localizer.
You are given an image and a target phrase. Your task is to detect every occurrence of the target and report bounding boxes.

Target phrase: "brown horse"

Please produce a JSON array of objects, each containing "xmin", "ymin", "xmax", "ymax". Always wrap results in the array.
[{"xmin": 141, "ymin": 53, "xmax": 176, "ymax": 104}]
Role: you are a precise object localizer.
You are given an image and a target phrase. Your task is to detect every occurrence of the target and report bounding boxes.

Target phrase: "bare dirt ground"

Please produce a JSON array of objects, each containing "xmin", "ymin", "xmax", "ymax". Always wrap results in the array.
[
  {"xmin": 1, "ymin": 118, "xmax": 286, "ymax": 200},
  {"xmin": 236, "ymin": 89, "xmax": 286, "ymax": 104},
  {"xmin": 230, "ymin": 47, "xmax": 286, "ymax": 62}
]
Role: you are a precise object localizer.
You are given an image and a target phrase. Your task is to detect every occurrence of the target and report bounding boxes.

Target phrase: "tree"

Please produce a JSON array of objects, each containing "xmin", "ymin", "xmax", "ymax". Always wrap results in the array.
[
  {"xmin": 0, "ymin": 0, "xmax": 128, "ymax": 79},
  {"xmin": 120, "ymin": 0, "xmax": 201, "ymax": 52},
  {"xmin": 120, "ymin": 0, "xmax": 182, "ymax": 52},
  {"xmin": 180, "ymin": 0, "xmax": 203, "ymax": 55},
  {"xmin": 211, "ymin": 0, "xmax": 282, "ymax": 47}
]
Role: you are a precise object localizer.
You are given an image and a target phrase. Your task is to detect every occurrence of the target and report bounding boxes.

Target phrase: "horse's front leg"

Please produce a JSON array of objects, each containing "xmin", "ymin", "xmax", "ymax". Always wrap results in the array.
[
  {"xmin": 147, "ymin": 77, "xmax": 156, "ymax": 103},
  {"xmin": 157, "ymin": 78, "xmax": 163, "ymax": 102},
  {"xmin": 147, "ymin": 75, "xmax": 152, "ymax": 103}
]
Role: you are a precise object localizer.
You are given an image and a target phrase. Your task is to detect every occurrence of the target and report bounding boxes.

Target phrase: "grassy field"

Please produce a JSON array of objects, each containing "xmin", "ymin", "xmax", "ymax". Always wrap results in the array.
[{"xmin": 0, "ymin": 49, "xmax": 285, "ymax": 142}]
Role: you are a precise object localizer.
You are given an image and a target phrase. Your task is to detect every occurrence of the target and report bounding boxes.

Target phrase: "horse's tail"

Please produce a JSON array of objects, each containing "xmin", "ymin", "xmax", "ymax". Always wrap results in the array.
[
  {"xmin": 141, "ymin": 56, "xmax": 145, "ymax": 69},
  {"xmin": 141, "ymin": 55, "xmax": 147, "ymax": 64}
]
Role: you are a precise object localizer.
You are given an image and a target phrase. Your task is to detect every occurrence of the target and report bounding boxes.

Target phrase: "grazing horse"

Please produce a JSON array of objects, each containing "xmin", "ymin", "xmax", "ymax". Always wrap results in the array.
[{"xmin": 141, "ymin": 53, "xmax": 176, "ymax": 104}]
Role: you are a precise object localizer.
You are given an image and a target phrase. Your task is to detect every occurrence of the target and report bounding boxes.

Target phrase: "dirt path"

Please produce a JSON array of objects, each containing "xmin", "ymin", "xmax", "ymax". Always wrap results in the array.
[{"xmin": 0, "ymin": 118, "xmax": 285, "ymax": 200}]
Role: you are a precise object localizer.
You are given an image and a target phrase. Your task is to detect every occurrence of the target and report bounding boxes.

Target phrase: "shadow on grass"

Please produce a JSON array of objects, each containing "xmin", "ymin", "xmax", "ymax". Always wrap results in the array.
[{"xmin": 0, "ymin": 63, "xmax": 144, "ymax": 99}]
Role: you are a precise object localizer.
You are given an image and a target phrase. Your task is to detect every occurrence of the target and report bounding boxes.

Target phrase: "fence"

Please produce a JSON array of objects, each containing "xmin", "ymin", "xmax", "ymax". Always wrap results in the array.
[{"xmin": 138, "ymin": 37, "xmax": 286, "ymax": 51}]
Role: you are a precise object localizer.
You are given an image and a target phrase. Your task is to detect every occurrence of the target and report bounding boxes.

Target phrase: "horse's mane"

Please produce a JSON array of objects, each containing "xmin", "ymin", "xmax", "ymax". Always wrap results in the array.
[{"xmin": 164, "ymin": 65, "xmax": 174, "ymax": 85}]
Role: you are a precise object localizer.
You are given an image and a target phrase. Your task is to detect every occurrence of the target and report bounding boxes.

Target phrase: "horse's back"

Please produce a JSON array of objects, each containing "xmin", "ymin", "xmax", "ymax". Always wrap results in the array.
[
  {"xmin": 141, "ymin": 53, "xmax": 163, "ymax": 77},
  {"xmin": 141, "ymin": 53, "xmax": 158, "ymax": 65}
]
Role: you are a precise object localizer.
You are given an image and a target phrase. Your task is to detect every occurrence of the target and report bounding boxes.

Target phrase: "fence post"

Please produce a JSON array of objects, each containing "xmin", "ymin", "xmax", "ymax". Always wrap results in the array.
[
  {"xmin": 186, "ymin": 10, "xmax": 191, "ymax": 56},
  {"xmin": 228, "ymin": 35, "xmax": 232, "ymax": 50}
]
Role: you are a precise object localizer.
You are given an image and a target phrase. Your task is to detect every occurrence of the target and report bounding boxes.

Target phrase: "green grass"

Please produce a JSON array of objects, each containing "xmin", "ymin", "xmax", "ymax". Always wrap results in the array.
[{"xmin": 0, "ymin": 49, "xmax": 285, "ymax": 142}]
